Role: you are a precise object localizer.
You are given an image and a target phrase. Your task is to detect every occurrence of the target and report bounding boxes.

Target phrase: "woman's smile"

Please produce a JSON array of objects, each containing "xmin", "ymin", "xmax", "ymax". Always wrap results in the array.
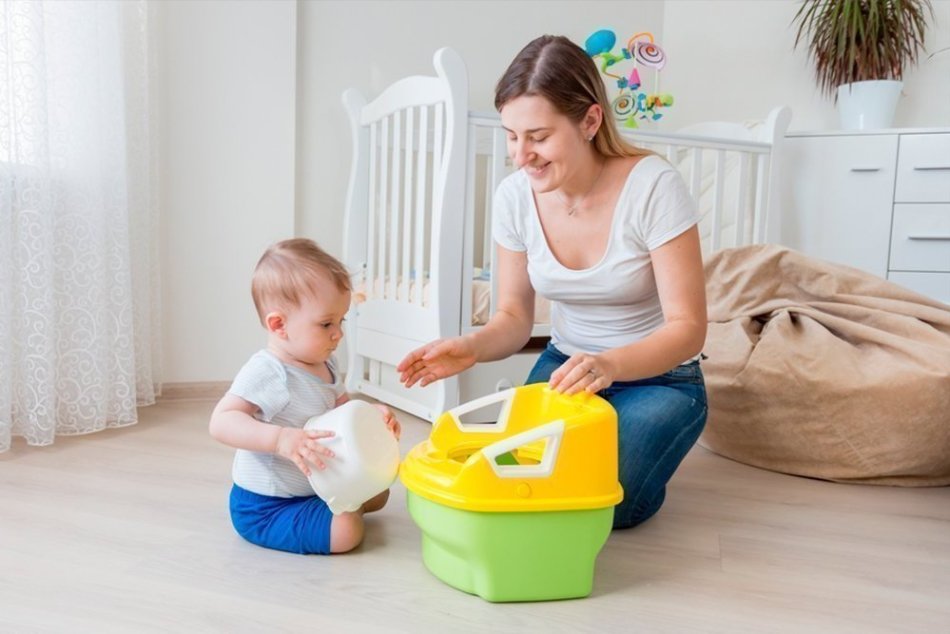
[{"xmin": 525, "ymin": 162, "xmax": 550, "ymax": 177}]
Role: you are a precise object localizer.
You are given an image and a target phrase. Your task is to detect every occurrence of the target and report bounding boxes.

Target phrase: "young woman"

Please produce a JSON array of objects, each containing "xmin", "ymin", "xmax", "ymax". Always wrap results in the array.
[{"xmin": 397, "ymin": 35, "xmax": 707, "ymax": 529}]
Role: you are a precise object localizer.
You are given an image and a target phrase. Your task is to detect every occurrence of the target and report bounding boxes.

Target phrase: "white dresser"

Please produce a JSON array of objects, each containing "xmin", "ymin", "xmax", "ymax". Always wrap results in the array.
[{"xmin": 780, "ymin": 128, "xmax": 950, "ymax": 304}]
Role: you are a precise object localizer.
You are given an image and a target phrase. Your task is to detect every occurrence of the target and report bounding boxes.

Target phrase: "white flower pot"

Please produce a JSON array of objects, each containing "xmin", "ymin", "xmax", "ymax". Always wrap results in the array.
[{"xmin": 836, "ymin": 80, "xmax": 903, "ymax": 130}]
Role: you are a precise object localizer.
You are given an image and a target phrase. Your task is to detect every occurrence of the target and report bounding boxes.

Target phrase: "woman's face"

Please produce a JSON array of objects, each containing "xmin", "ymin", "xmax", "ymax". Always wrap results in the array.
[{"xmin": 499, "ymin": 95, "xmax": 596, "ymax": 193}]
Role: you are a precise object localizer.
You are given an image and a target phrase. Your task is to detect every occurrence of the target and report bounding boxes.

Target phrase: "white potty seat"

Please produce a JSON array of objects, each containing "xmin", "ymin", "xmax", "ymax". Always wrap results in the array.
[{"xmin": 303, "ymin": 400, "xmax": 400, "ymax": 514}]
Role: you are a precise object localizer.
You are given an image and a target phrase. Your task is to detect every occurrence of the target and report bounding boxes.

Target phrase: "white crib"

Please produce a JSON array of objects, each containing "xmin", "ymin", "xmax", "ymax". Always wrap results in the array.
[{"xmin": 341, "ymin": 47, "xmax": 791, "ymax": 422}]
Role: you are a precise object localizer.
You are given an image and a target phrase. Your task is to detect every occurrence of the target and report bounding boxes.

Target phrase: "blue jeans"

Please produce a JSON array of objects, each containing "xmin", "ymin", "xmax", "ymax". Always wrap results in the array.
[{"xmin": 526, "ymin": 343, "xmax": 707, "ymax": 530}]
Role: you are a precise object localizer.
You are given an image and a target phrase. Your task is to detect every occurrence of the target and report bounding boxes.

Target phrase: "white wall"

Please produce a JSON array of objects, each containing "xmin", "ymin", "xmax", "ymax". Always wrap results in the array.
[
  {"xmin": 661, "ymin": 0, "xmax": 950, "ymax": 131},
  {"xmin": 158, "ymin": 1, "xmax": 297, "ymax": 383}
]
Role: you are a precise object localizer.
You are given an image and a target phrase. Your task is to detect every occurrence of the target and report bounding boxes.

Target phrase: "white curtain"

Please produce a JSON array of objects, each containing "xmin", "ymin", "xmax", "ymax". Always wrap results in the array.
[{"xmin": 0, "ymin": 0, "xmax": 160, "ymax": 452}]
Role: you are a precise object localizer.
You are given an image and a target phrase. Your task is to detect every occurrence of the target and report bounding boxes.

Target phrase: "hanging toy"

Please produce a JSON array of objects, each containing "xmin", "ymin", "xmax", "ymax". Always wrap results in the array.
[
  {"xmin": 633, "ymin": 40, "xmax": 667, "ymax": 70},
  {"xmin": 585, "ymin": 29, "xmax": 674, "ymax": 129},
  {"xmin": 584, "ymin": 29, "xmax": 616, "ymax": 57},
  {"xmin": 627, "ymin": 67, "xmax": 641, "ymax": 91}
]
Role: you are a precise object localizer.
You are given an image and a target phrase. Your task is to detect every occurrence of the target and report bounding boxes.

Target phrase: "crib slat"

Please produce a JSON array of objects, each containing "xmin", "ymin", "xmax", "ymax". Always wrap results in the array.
[
  {"xmin": 735, "ymin": 152, "xmax": 750, "ymax": 247},
  {"xmin": 367, "ymin": 122, "xmax": 377, "ymax": 298},
  {"xmin": 389, "ymin": 111, "xmax": 401, "ymax": 301},
  {"xmin": 481, "ymin": 148, "xmax": 492, "ymax": 269},
  {"xmin": 489, "ymin": 127, "xmax": 507, "ymax": 317},
  {"xmin": 402, "ymin": 107, "xmax": 414, "ymax": 301},
  {"xmin": 461, "ymin": 122, "xmax": 477, "ymax": 327},
  {"xmin": 379, "ymin": 116, "xmax": 390, "ymax": 298},
  {"xmin": 754, "ymin": 153, "xmax": 769, "ymax": 243},
  {"xmin": 665, "ymin": 145, "xmax": 677, "ymax": 164},
  {"xmin": 710, "ymin": 150, "xmax": 725, "ymax": 251},
  {"xmin": 482, "ymin": 132, "xmax": 497, "ymax": 266},
  {"xmin": 413, "ymin": 106, "xmax": 428, "ymax": 305},
  {"xmin": 432, "ymin": 103, "xmax": 444, "ymax": 297},
  {"xmin": 690, "ymin": 149, "xmax": 703, "ymax": 204}
]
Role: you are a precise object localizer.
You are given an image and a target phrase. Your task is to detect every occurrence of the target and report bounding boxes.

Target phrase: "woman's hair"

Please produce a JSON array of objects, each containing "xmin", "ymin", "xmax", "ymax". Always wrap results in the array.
[
  {"xmin": 494, "ymin": 35, "xmax": 648, "ymax": 159},
  {"xmin": 251, "ymin": 238, "xmax": 351, "ymax": 324}
]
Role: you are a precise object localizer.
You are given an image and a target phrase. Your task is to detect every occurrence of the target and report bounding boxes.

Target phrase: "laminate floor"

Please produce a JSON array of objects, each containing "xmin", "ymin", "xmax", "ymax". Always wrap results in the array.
[{"xmin": 2, "ymin": 399, "xmax": 948, "ymax": 633}]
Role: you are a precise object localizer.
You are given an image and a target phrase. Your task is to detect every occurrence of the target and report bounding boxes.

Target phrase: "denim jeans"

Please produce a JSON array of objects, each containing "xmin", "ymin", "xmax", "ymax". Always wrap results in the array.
[{"xmin": 526, "ymin": 342, "xmax": 708, "ymax": 529}]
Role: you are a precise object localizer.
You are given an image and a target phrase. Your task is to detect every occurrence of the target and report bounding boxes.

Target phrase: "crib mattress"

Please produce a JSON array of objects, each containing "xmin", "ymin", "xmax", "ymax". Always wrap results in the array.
[{"xmin": 354, "ymin": 276, "xmax": 551, "ymax": 327}]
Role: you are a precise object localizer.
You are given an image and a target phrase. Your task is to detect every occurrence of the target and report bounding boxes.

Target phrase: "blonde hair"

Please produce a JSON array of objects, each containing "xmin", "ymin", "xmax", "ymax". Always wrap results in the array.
[
  {"xmin": 495, "ymin": 35, "xmax": 649, "ymax": 159},
  {"xmin": 251, "ymin": 238, "xmax": 351, "ymax": 325}
]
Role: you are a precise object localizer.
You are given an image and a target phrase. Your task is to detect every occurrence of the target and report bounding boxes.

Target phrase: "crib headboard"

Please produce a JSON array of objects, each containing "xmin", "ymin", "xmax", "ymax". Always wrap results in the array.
[{"xmin": 341, "ymin": 49, "xmax": 465, "ymax": 411}]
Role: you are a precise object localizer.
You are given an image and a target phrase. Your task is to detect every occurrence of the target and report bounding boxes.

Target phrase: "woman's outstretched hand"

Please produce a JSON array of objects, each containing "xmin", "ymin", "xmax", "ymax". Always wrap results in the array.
[
  {"xmin": 549, "ymin": 352, "xmax": 615, "ymax": 395},
  {"xmin": 397, "ymin": 337, "xmax": 478, "ymax": 387}
]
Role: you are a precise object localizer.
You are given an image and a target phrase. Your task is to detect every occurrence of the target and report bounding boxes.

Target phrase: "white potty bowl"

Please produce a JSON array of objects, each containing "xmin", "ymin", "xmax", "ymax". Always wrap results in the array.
[{"xmin": 303, "ymin": 400, "xmax": 400, "ymax": 514}]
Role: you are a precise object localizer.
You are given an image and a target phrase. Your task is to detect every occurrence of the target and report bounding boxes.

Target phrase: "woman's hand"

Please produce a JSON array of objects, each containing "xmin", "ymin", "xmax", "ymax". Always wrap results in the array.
[
  {"xmin": 274, "ymin": 427, "xmax": 335, "ymax": 477},
  {"xmin": 548, "ymin": 352, "xmax": 615, "ymax": 395},
  {"xmin": 374, "ymin": 404, "xmax": 401, "ymax": 440},
  {"xmin": 397, "ymin": 336, "xmax": 478, "ymax": 387}
]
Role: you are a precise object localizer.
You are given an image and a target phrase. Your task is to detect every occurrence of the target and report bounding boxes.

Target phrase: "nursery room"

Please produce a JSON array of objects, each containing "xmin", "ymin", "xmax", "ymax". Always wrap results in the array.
[{"xmin": 2, "ymin": 0, "xmax": 950, "ymax": 630}]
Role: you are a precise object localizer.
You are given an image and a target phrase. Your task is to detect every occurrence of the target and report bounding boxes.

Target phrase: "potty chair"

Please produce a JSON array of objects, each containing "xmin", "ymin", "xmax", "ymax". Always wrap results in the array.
[{"xmin": 400, "ymin": 383, "xmax": 623, "ymax": 602}]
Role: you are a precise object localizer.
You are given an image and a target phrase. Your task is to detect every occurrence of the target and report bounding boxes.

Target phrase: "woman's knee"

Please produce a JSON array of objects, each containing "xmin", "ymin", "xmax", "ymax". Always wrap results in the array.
[
  {"xmin": 330, "ymin": 512, "xmax": 365, "ymax": 553},
  {"xmin": 613, "ymin": 487, "xmax": 665, "ymax": 530},
  {"xmin": 612, "ymin": 388, "xmax": 706, "ymax": 456},
  {"xmin": 609, "ymin": 388, "xmax": 707, "ymax": 527}
]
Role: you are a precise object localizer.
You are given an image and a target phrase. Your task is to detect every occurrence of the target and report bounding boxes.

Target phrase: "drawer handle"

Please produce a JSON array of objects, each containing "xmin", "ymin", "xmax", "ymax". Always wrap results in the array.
[
  {"xmin": 908, "ymin": 234, "xmax": 950, "ymax": 241},
  {"xmin": 913, "ymin": 165, "xmax": 950, "ymax": 171},
  {"xmin": 850, "ymin": 167, "xmax": 881, "ymax": 172}
]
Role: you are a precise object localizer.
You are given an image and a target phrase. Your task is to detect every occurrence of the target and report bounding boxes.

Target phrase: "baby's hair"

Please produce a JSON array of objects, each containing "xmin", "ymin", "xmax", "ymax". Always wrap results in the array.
[{"xmin": 251, "ymin": 238, "xmax": 352, "ymax": 325}]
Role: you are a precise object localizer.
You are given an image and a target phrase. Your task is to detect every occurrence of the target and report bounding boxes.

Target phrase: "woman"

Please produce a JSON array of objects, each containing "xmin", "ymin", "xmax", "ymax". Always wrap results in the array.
[{"xmin": 397, "ymin": 35, "xmax": 707, "ymax": 529}]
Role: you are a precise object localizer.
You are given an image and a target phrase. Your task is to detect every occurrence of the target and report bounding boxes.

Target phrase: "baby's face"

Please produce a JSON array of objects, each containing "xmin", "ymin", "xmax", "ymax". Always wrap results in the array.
[{"xmin": 279, "ymin": 279, "xmax": 351, "ymax": 367}]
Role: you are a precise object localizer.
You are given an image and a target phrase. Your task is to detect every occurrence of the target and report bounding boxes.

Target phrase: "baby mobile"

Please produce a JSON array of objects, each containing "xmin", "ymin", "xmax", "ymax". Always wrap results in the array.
[{"xmin": 584, "ymin": 29, "xmax": 674, "ymax": 128}]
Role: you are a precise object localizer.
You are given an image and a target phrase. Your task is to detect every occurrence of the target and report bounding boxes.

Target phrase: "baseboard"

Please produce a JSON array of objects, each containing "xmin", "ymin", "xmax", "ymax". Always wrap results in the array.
[{"xmin": 158, "ymin": 381, "xmax": 230, "ymax": 402}]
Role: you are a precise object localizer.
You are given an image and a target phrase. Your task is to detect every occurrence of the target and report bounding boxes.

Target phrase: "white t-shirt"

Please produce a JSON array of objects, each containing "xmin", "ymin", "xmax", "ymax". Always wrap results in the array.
[
  {"xmin": 228, "ymin": 350, "xmax": 346, "ymax": 498},
  {"xmin": 492, "ymin": 155, "xmax": 699, "ymax": 355}
]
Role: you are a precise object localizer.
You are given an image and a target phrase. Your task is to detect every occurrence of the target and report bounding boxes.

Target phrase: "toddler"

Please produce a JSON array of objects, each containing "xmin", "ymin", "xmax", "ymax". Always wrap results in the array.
[{"xmin": 209, "ymin": 238, "xmax": 400, "ymax": 554}]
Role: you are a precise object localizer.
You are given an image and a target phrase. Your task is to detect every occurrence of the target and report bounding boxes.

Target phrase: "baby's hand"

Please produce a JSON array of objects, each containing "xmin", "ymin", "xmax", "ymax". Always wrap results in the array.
[
  {"xmin": 374, "ymin": 404, "xmax": 401, "ymax": 440},
  {"xmin": 275, "ymin": 427, "xmax": 335, "ymax": 476}
]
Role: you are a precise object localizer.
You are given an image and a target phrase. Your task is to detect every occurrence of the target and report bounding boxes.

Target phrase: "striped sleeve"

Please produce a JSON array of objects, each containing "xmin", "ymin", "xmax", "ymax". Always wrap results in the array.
[{"xmin": 228, "ymin": 351, "xmax": 290, "ymax": 422}]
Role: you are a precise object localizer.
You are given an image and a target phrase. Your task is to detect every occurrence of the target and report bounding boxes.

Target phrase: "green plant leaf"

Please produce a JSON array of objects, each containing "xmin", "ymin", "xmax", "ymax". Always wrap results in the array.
[{"xmin": 790, "ymin": 0, "xmax": 935, "ymax": 98}]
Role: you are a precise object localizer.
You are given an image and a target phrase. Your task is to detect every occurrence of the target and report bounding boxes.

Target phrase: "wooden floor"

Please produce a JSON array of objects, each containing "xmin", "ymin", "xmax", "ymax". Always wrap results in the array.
[{"xmin": 2, "ymin": 398, "xmax": 949, "ymax": 633}]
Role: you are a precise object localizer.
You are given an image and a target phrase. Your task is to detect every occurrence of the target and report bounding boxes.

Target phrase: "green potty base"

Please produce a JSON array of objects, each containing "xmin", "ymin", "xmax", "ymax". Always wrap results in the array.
[{"xmin": 407, "ymin": 491, "xmax": 613, "ymax": 602}]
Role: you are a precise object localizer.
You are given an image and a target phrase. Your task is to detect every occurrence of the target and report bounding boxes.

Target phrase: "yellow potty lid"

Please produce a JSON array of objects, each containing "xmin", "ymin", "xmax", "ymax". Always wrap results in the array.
[{"xmin": 400, "ymin": 384, "xmax": 624, "ymax": 512}]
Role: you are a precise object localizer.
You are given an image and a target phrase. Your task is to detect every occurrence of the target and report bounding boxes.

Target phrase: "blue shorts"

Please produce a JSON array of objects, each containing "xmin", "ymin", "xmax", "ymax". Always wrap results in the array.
[{"xmin": 229, "ymin": 484, "xmax": 334, "ymax": 555}]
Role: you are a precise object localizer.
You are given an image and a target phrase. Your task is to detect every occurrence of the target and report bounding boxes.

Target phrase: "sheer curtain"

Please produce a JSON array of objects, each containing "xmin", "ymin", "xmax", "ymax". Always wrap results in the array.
[{"xmin": 0, "ymin": 1, "xmax": 160, "ymax": 452}]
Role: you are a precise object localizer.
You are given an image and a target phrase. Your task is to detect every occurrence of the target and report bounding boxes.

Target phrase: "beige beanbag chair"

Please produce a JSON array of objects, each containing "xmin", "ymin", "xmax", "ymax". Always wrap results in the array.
[{"xmin": 701, "ymin": 245, "xmax": 950, "ymax": 486}]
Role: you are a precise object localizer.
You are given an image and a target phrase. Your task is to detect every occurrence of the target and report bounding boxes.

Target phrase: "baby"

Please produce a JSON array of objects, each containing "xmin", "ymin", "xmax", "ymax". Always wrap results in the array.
[{"xmin": 209, "ymin": 238, "xmax": 400, "ymax": 554}]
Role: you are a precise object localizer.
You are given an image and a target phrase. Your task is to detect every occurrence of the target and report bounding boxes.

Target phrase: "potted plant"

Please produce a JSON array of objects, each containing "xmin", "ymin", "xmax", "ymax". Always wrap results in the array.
[{"xmin": 792, "ymin": 0, "xmax": 934, "ymax": 130}]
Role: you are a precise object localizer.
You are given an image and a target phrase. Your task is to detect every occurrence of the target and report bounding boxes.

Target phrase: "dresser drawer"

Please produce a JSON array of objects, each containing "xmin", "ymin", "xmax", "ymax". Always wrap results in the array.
[
  {"xmin": 895, "ymin": 134, "xmax": 950, "ymax": 203},
  {"xmin": 782, "ymin": 134, "xmax": 897, "ymax": 278},
  {"xmin": 887, "ymin": 271, "xmax": 950, "ymax": 305},
  {"xmin": 889, "ymin": 204, "xmax": 950, "ymax": 272}
]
